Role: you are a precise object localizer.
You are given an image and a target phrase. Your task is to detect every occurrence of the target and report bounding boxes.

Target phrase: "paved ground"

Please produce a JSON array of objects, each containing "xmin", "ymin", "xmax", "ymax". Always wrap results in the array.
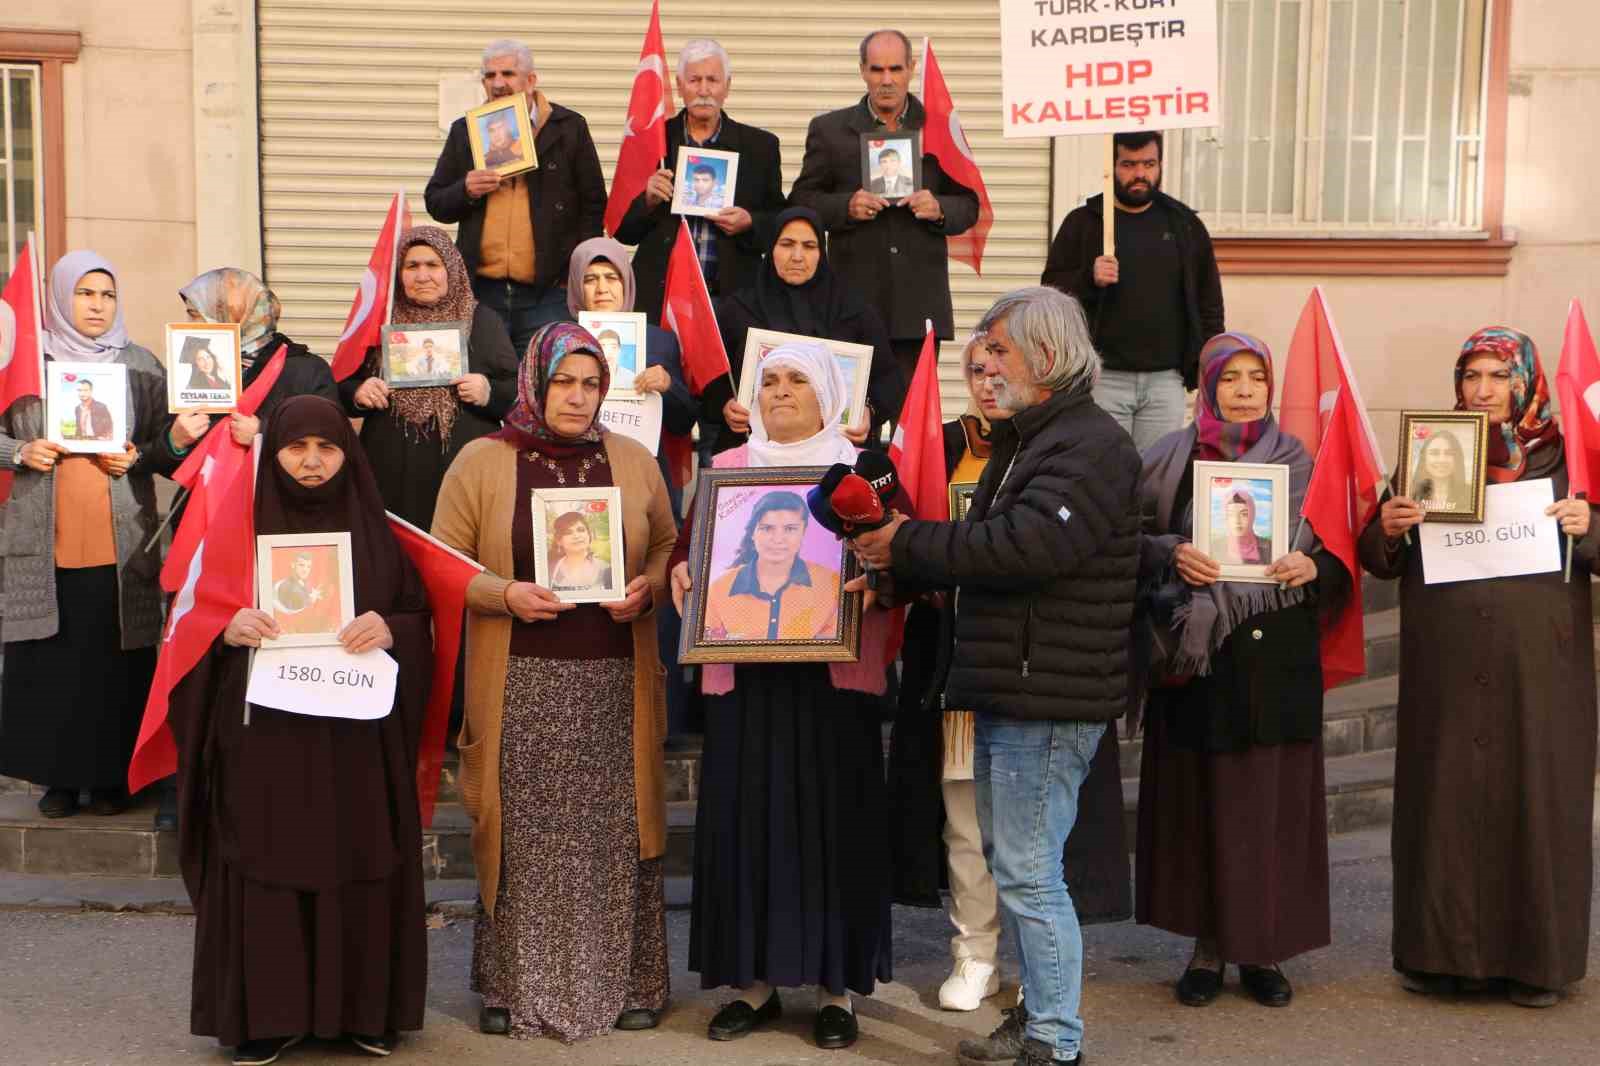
[{"xmin": 2, "ymin": 829, "xmax": 1599, "ymax": 1065}]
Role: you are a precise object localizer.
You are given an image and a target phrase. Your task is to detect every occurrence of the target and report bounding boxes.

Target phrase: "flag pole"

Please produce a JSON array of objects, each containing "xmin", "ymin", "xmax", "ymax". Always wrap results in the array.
[
  {"xmin": 1102, "ymin": 135, "xmax": 1115, "ymax": 259},
  {"xmin": 27, "ymin": 234, "xmax": 43, "ymax": 393},
  {"xmin": 1564, "ymin": 492, "xmax": 1585, "ymax": 583},
  {"xmin": 382, "ymin": 190, "xmax": 404, "ymax": 327}
]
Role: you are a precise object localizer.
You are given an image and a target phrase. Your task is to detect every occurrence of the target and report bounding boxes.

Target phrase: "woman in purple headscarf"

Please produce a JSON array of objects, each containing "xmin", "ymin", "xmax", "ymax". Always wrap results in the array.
[{"xmin": 1132, "ymin": 332, "xmax": 1348, "ymax": 1009}]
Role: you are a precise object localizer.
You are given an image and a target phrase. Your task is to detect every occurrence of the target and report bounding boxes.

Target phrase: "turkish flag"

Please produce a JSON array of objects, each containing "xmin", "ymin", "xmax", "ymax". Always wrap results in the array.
[
  {"xmin": 0, "ymin": 233, "xmax": 43, "ymax": 416},
  {"xmin": 162, "ymin": 345, "xmax": 288, "ymax": 593},
  {"xmin": 330, "ymin": 191, "xmax": 410, "ymax": 381},
  {"xmin": 128, "ymin": 435, "xmax": 259, "ymax": 793},
  {"xmin": 661, "ymin": 219, "xmax": 731, "ymax": 394},
  {"xmin": 1283, "ymin": 289, "xmax": 1385, "ymax": 690},
  {"xmin": 604, "ymin": 0, "xmax": 671, "ymax": 236},
  {"xmin": 888, "ymin": 324, "xmax": 948, "ymax": 522},
  {"xmin": 919, "ymin": 39, "xmax": 993, "ymax": 276},
  {"xmin": 386, "ymin": 512, "xmax": 483, "ymax": 828},
  {"xmin": 1555, "ymin": 300, "xmax": 1600, "ymax": 501}
]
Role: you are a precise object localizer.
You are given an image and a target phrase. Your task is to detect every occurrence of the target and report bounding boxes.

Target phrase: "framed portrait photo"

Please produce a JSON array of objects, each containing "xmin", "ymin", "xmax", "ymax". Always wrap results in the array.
[
  {"xmin": 1396, "ymin": 410, "xmax": 1489, "ymax": 523},
  {"xmin": 381, "ymin": 321, "xmax": 468, "ymax": 389},
  {"xmin": 256, "ymin": 532, "xmax": 357, "ymax": 649},
  {"xmin": 737, "ymin": 328, "xmax": 873, "ymax": 432},
  {"xmin": 577, "ymin": 311, "xmax": 647, "ymax": 394},
  {"xmin": 860, "ymin": 130, "xmax": 921, "ymax": 203},
  {"xmin": 166, "ymin": 323, "xmax": 243, "ymax": 413},
  {"xmin": 1191, "ymin": 461, "xmax": 1291, "ymax": 584},
  {"xmin": 531, "ymin": 486, "xmax": 627, "ymax": 604},
  {"xmin": 466, "ymin": 94, "xmax": 538, "ymax": 177},
  {"xmin": 949, "ymin": 481, "xmax": 980, "ymax": 522},
  {"xmin": 678, "ymin": 467, "xmax": 864, "ymax": 665},
  {"xmin": 671, "ymin": 145, "xmax": 739, "ymax": 218},
  {"xmin": 46, "ymin": 360, "xmax": 128, "ymax": 454}
]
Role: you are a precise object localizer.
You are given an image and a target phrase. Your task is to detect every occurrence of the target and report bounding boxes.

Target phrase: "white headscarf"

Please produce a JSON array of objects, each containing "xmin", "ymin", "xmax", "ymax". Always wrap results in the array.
[
  {"xmin": 744, "ymin": 340, "xmax": 859, "ymax": 469},
  {"xmin": 44, "ymin": 250, "xmax": 129, "ymax": 363}
]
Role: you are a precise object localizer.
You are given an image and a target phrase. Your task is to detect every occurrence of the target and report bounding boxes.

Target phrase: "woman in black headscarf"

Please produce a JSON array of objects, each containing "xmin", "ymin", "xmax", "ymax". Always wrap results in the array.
[
  {"xmin": 165, "ymin": 396, "xmax": 434, "ymax": 1064},
  {"xmin": 701, "ymin": 206, "xmax": 903, "ymax": 453}
]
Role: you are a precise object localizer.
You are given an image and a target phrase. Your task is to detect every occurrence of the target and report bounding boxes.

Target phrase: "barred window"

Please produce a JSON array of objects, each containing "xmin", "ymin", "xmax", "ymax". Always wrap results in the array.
[
  {"xmin": 1170, "ymin": 0, "xmax": 1491, "ymax": 234},
  {"xmin": 0, "ymin": 62, "xmax": 40, "ymax": 288}
]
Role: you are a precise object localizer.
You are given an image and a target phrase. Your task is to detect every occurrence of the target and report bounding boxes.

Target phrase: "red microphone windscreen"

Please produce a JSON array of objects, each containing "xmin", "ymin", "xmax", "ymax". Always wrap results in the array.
[{"xmin": 830, "ymin": 473, "xmax": 885, "ymax": 526}]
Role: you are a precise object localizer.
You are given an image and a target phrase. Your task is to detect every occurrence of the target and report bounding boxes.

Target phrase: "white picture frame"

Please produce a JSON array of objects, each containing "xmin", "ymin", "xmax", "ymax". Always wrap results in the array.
[
  {"xmin": 1191, "ymin": 460, "xmax": 1291, "ymax": 584},
  {"xmin": 256, "ymin": 532, "xmax": 357, "ymax": 648},
  {"xmin": 46, "ymin": 360, "xmax": 128, "ymax": 454},
  {"xmin": 737, "ymin": 328, "xmax": 874, "ymax": 432},
  {"xmin": 577, "ymin": 310, "xmax": 648, "ymax": 395},
  {"xmin": 166, "ymin": 323, "xmax": 243, "ymax": 414},
  {"xmin": 531, "ymin": 486, "xmax": 627, "ymax": 604},
  {"xmin": 671, "ymin": 145, "xmax": 739, "ymax": 218}
]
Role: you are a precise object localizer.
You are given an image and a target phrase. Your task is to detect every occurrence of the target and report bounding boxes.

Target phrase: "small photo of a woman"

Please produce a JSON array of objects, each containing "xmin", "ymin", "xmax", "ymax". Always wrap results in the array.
[
  {"xmin": 1210, "ymin": 482, "xmax": 1274, "ymax": 566},
  {"xmin": 546, "ymin": 509, "xmax": 612, "ymax": 593},
  {"xmin": 181, "ymin": 335, "xmax": 230, "ymax": 391},
  {"xmin": 1408, "ymin": 425, "xmax": 1472, "ymax": 513}
]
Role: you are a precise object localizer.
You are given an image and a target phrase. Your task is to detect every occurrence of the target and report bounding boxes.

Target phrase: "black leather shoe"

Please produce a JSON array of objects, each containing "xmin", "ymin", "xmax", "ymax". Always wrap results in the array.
[
  {"xmin": 1239, "ymin": 964, "xmax": 1293, "ymax": 1007},
  {"xmin": 615, "ymin": 1007, "xmax": 661, "ymax": 1030},
  {"xmin": 478, "ymin": 1006, "xmax": 510, "ymax": 1034},
  {"xmin": 707, "ymin": 990, "xmax": 781, "ymax": 1041},
  {"xmin": 38, "ymin": 787, "xmax": 78, "ymax": 819},
  {"xmin": 1176, "ymin": 964, "xmax": 1224, "ymax": 1006},
  {"xmin": 813, "ymin": 1004, "xmax": 858, "ymax": 1050},
  {"xmin": 88, "ymin": 788, "xmax": 129, "ymax": 816}
]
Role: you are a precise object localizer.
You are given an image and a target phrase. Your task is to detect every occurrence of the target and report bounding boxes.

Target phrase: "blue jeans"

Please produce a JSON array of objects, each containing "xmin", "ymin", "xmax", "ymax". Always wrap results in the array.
[
  {"xmin": 471, "ymin": 276, "xmax": 570, "ymax": 357},
  {"xmin": 976, "ymin": 715, "xmax": 1106, "ymax": 1062},
  {"xmin": 1092, "ymin": 367, "xmax": 1186, "ymax": 453}
]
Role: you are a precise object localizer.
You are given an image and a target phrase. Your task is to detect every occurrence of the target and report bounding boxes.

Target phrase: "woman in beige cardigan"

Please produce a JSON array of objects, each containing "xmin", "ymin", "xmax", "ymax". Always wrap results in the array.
[{"xmin": 431, "ymin": 322, "xmax": 677, "ymax": 1043}]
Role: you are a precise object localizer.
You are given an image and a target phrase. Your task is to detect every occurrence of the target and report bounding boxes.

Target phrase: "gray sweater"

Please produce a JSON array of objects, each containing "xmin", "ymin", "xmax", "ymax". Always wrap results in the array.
[{"xmin": 0, "ymin": 344, "xmax": 185, "ymax": 649}]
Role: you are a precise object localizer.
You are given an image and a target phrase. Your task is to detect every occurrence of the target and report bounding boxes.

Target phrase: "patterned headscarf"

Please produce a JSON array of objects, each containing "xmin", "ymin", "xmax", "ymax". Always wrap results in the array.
[
  {"xmin": 44, "ymin": 251, "xmax": 129, "ymax": 362},
  {"xmin": 1193, "ymin": 332, "xmax": 1275, "ymax": 461},
  {"xmin": 179, "ymin": 268, "xmax": 280, "ymax": 355},
  {"xmin": 1453, "ymin": 326, "xmax": 1559, "ymax": 483},
  {"xmin": 387, "ymin": 226, "xmax": 478, "ymax": 448},
  {"xmin": 499, "ymin": 321, "xmax": 611, "ymax": 450},
  {"xmin": 565, "ymin": 237, "xmax": 637, "ymax": 317}
]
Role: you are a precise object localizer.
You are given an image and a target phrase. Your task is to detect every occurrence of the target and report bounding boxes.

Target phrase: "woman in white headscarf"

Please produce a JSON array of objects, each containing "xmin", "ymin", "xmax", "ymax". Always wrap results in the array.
[
  {"xmin": 668, "ymin": 341, "xmax": 894, "ymax": 1052},
  {"xmin": 0, "ymin": 251, "xmax": 207, "ymax": 817}
]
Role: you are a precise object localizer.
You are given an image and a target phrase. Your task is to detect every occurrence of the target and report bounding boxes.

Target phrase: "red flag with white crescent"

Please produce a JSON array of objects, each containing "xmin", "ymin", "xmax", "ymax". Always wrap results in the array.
[
  {"xmin": 661, "ymin": 220, "xmax": 731, "ymax": 394},
  {"xmin": 605, "ymin": 0, "xmax": 672, "ymax": 236},
  {"xmin": 919, "ymin": 39, "xmax": 993, "ymax": 276},
  {"xmin": 330, "ymin": 191, "xmax": 408, "ymax": 381},
  {"xmin": 0, "ymin": 233, "xmax": 43, "ymax": 416},
  {"xmin": 1555, "ymin": 299, "xmax": 1600, "ymax": 500}
]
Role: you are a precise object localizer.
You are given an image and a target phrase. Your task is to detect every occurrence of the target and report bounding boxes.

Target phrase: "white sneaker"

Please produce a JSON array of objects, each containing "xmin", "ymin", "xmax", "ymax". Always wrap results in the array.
[{"xmin": 939, "ymin": 958, "xmax": 1000, "ymax": 1011}]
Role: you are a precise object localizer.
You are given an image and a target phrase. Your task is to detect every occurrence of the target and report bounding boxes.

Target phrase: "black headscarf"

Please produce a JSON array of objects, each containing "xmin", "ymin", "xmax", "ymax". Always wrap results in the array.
[
  {"xmin": 733, "ymin": 206, "xmax": 876, "ymax": 338},
  {"xmin": 258, "ymin": 395, "xmax": 416, "ymax": 618}
]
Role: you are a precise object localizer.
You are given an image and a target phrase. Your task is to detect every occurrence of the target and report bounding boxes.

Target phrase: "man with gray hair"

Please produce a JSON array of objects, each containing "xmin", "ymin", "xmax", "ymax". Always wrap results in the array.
[
  {"xmin": 850, "ymin": 286, "xmax": 1139, "ymax": 1066},
  {"xmin": 615, "ymin": 38, "xmax": 785, "ymax": 321},
  {"xmin": 426, "ymin": 38, "xmax": 606, "ymax": 353}
]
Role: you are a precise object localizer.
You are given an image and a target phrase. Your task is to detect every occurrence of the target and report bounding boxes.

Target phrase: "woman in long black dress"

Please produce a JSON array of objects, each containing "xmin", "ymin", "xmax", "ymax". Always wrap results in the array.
[
  {"xmin": 166, "ymin": 396, "xmax": 433, "ymax": 1064},
  {"xmin": 702, "ymin": 206, "xmax": 903, "ymax": 452},
  {"xmin": 340, "ymin": 225, "xmax": 517, "ymax": 528}
]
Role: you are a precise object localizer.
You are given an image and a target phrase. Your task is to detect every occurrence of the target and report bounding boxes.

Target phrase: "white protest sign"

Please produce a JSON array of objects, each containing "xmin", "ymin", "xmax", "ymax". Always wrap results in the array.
[
  {"xmin": 245, "ymin": 645, "xmax": 399, "ymax": 720},
  {"xmin": 1421, "ymin": 478, "xmax": 1560, "ymax": 585},
  {"xmin": 598, "ymin": 392, "xmax": 663, "ymax": 456},
  {"xmin": 999, "ymin": 0, "xmax": 1220, "ymax": 139}
]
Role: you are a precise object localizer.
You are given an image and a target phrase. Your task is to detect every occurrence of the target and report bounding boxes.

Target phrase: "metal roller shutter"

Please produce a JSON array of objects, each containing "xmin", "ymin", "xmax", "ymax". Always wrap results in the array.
[{"xmin": 257, "ymin": 0, "xmax": 1051, "ymax": 416}]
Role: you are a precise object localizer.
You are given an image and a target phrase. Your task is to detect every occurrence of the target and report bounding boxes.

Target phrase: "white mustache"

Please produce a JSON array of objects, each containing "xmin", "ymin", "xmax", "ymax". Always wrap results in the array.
[{"xmin": 687, "ymin": 96, "xmax": 719, "ymax": 108}]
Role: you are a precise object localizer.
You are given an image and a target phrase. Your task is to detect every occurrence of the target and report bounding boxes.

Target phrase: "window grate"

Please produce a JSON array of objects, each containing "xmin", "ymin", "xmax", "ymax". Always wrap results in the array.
[
  {"xmin": 1172, "ymin": 0, "xmax": 1490, "ymax": 235},
  {"xmin": 0, "ymin": 62, "xmax": 42, "ymax": 289}
]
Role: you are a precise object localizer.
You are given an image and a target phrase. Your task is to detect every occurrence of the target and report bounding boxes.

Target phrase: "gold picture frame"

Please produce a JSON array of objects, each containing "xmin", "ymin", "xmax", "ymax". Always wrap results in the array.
[
  {"xmin": 466, "ymin": 94, "xmax": 538, "ymax": 178},
  {"xmin": 678, "ymin": 467, "xmax": 863, "ymax": 665},
  {"xmin": 1395, "ymin": 410, "xmax": 1489, "ymax": 523},
  {"xmin": 948, "ymin": 480, "xmax": 980, "ymax": 522},
  {"xmin": 165, "ymin": 322, "xmax": 243, "ymax": 414}
]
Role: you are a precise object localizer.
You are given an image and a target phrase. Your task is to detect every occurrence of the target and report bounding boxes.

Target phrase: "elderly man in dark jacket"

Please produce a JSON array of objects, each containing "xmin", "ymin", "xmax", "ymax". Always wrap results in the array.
[
  {"xmin": 851, "ymin": 286, "xmax": 1139, "ymax": 1066},
  {"xmin": 789, "ymin": 28, "xmax": 980, "ymax": 400},
  {"xmin": 425, "ymin": 38, "xmax": 606, "ymax": 354}
]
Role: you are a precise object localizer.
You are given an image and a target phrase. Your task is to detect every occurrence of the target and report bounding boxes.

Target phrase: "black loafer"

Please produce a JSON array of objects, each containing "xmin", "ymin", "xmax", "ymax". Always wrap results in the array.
[
  {"xmin": 1176, "ymin": 964, "xmax": 1224, "ymax": 1006},
  {"xmin": 615, "ymin": 1007, "xmax": 661, "ymax": 1030},
  {"xmin": 813, "ymin": 1004, "xmax": 858, "ymax": 1050},
  {"xmin": 708, "ymin": 990, "xmax": 781, "ymax": 1041},
  {"xmin": 1239, "ymin": 964, "xmax": 1293, "ymax": 1007},
  {"xmin": 478, "ymin": 1006, "xmax": 510, "ymax": 1034},
  {"xmin": 38, "ymin": 787, "xmax": 78, "ymax": 819}
]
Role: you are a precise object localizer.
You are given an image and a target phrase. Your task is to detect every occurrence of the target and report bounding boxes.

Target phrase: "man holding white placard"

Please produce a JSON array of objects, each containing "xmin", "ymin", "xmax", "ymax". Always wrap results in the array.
[{"xmin": 1359, "ymin": 327, "xmax": 1598, "ymax": 1010}]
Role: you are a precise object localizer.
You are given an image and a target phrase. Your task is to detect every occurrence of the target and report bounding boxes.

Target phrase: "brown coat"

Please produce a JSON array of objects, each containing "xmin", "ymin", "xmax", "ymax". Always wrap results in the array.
[
  {"xmin": 431, "ymin": 433, "xmax": 676, "ymax": 917},
  {"xmin": 1359, "ymin": 459, "xmax": 1598, "ymax": 988}
]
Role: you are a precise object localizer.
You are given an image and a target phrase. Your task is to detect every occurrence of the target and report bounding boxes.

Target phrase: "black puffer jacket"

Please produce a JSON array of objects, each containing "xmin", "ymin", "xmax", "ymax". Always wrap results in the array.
[{"xmin": 891, "ymin": 386, "xmax": 1140, "ymax": 722}]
